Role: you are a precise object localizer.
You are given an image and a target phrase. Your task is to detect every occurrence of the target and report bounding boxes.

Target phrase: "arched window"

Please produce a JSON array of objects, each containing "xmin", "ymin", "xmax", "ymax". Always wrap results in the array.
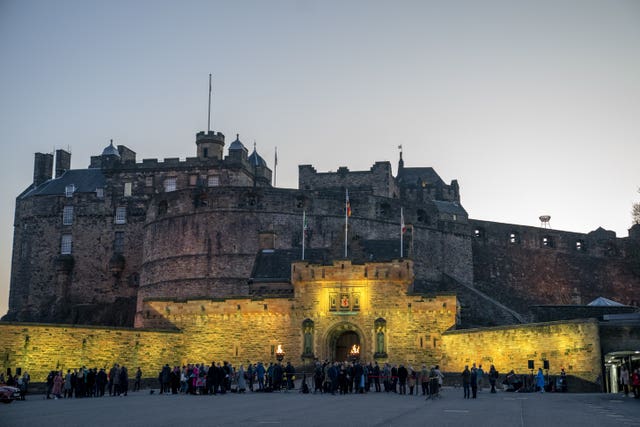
[
  {"xmin": 302, "ymin": 319, "xmax": 314, "ymax": 357},
  {"xmin": 374, "ymin": 318, "xmax": 387, "ymax": 358}
]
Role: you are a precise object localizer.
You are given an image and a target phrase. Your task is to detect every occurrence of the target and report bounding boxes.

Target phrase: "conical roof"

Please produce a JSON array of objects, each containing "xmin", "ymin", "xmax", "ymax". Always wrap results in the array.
[
  {"xmin": 248, "ymin": 143, "xmax": 267, "ymax": 167},
  {"xmin": 101, "ymin": 140, "xmax": 120, "ymax": 157}
]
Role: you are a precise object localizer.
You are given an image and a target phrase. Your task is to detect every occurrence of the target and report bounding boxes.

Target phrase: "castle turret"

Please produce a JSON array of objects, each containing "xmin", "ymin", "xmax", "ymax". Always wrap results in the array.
[
  {"xmin": 196, "ymin": 131, "xmax": 225, "ymax": 160},
  {"xmin": 227, "ymin": 134, "xmax": 248, "ymax": 163}
]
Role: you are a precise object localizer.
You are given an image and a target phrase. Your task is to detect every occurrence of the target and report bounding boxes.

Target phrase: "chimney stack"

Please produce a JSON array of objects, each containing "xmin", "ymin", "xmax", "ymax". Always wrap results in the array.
[
  {"xmin": 33, "ymin": 153, "xmax": 53, "ymax": 186},
  {"xmin": 55, "ymin": 149, "xmax": 71, "ymax": 178}
]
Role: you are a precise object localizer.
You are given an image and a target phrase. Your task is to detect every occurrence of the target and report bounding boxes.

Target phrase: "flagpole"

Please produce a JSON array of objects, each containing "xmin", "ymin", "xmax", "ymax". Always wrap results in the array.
[
  {"xmin": 344, "ymin": 189, "xmax": 349, "ymax": 258},
  {"xmin": 400, "ymin": 207, "xmax": 404, "ymax": 258},
  {"xmin": 207, "ymin": 74, "xmax": 212, "ymax": 132},
  {"xmin": 274, "ymin": 146, "xmax": 278, "ymax": 187},
  {"xmin": 302, "ymin": 209, "xmax": 306, "ymax": 261}
]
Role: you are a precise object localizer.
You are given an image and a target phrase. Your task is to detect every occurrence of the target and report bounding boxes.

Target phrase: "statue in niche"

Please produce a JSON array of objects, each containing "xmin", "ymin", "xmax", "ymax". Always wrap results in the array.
[
  {"xmin": 376, "ymin": 330, "xmax": 385, "ymax": 354},
  {"xmin": 303, "ymin": 320, "xmax": 314, "ymax": 356}
]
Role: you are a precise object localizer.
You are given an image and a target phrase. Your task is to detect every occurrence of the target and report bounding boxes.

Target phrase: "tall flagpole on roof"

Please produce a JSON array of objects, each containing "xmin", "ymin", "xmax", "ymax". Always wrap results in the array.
[
  {"xmin": 207, "ymin": 74, "xmax": 212, "ymax": 132},
  {"xmin": 274, "ymin": 146, "xmax": 278, "ymax": 187},
  {"xmin": 400, "ymin": 207, "xmax": 404, "ymax": 258},
  {"xmin": 344, "ymin": 189, "xmax": 350, "ymax": 258}
]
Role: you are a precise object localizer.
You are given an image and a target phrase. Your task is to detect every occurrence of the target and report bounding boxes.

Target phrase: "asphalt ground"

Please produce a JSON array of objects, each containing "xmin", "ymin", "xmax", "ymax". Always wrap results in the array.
[{"xmin": 1, "ymin": 388, "xmax": 639, "ymax": 427}]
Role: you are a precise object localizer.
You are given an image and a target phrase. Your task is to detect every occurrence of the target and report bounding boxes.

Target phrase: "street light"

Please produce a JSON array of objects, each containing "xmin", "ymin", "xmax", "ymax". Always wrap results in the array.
[{"xmin": 276, "ymin": 344, "xmax": 285, "ymax": 362}]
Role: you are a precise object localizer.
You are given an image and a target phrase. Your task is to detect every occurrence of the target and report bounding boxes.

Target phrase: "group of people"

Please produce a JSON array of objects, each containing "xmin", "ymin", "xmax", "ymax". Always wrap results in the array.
[
  {"xmin": 0, "ymin": 371, "xmax": 30, "ymax": 400},
  {"xmin": 44, "ymin": 364, "xmax": 143, "ymax": 399},
  {"xmin": 310, "ymin": 360, "xmax": 444, "ymax": 398},
  {"xmin": 156, "ymin": 360, "xmax": 297, "ymax": 395},
  {"xmin": 460, "ymin": 364, "xmax": 501, "ymax": 398}
]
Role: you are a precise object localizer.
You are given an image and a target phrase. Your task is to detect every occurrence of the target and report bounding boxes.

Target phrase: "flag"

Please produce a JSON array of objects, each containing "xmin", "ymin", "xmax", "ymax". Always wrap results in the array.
[
  {"xmin": 401, "ymin": 207, "xmax": 406, "ymax": 234},
  {"xmin": 346, "ymin": 190, "xmax": 352, "ymax": 217},
  {"xmin": 274, "ymin": 147, "xmax": 278, "ymax": 167}
]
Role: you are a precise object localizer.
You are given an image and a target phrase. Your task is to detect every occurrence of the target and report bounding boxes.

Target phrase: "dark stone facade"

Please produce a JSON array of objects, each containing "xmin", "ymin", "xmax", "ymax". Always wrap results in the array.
[{"xmin": 5, "ymin": 130, "xmax": 639, "ymax": 328}]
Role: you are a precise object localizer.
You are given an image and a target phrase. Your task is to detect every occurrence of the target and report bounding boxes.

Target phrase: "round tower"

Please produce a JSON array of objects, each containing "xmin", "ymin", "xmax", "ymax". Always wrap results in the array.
[{"xmin": 196, "ymin": 131, "xmax": 225, "ymax": 160}]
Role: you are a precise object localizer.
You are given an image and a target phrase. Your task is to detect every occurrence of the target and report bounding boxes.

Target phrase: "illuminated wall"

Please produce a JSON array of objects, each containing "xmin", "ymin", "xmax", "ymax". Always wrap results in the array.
[
  {"xmin": 441, "ymin": 318, "xmax": 602, "ymax": 382},
  {"xmin": 0, "ymin": 323, "xmax": 181, "ymax": 382}
]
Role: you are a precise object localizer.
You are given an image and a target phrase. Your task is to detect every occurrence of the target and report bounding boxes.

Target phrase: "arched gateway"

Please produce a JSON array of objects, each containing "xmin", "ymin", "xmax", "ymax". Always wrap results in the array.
[{"xmin": 326, "ymin": 322, "xmax": 364, "ymax": 362}]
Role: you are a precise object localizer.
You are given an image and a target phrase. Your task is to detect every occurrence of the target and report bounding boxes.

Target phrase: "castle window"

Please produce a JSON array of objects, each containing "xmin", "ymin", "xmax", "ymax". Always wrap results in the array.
[
  {"xmin": 62, "ymin": 206, "xmax": 74, "ymax": 226},
  {"xmin": 207, "ymin": 176, "xmax": 219, "ymax": 187},
  {"xmin": 474, "ymin": 228, "xmax": 484, "ymax": 238},
  {"xmin": 114, "ymin": 231, "xmax": 124, "ymax": 254},
  {"xmin": 575, "ymin": 240, "xmax": 585, "ymax": 251},
  {"xmin": 542, "ymin": 235, "xmax": 554, "ymax": 248},
  {"xmin": 96, "ymin": 188, "xmax": 104, "ymax": 199},
  {"xmin": 145, "ymin": 176, "xmax": 154, "ymax": 187},
  {"xmin": 452, "ymin": 214, "xmax": 458, "ymax": 221},
  {"xmin": 203, "ymin": 147, "xmax": 209, "ymax": 158},
  {"xmin": 65, "ymin": 184, "xmax": 75, "ymax": 198},
  {"xmin": 115, "ymin": 207, "xmax": 126, "ymax": 224},
  {"xmin": 124, "ymin": 182, "xmax": 132, "ymax": 197},
  {"xmin": 164, "ymin": 177, "xmax": 177, "ymax": 192},
  {"xmin": 60, "ymin": 234, "xmax": 72, "ymax": 255},
  {"xmin": 509, "ymin": 232, "xmax": 520, "ymax": 244}
]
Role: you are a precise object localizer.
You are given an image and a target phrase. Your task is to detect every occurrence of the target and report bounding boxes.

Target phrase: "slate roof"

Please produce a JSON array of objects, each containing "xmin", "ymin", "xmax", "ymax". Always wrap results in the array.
[
  {"xmin": 587, "ymin": 297, "xmax": 626, "ymax": 307},
  {"xmin": 397, "ymin": 167, "xmax": 444, "ymax": 188},
  {"xmin": 20, "ymin": 169, "xmax": 106, "ymax": 199},
  {"xmin": 251, "ymin": 248, "xmax": 329, "ymax": 282}
]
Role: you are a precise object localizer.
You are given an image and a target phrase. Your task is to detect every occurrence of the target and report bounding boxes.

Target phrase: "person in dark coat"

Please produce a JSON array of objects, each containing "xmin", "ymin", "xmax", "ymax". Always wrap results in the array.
[
  {"xmin": 461, "ymin": 365, "xmax": 471, "ymax": 399},
  {"xmin": 470, "ymin": 365, "xmax": 478, "ymax": 398},
  {"xmin": 397, "ymin": 365, "xmax": 408, "ymax": 395},
  {"xmin": 119, "ymin": 366, "xmax": 129, "ymax": 396},
  {"xmin": 489, "ymin": 365, "xmax": 499, "ymax": 393},
  {"xmin": 96, "ymin": 368, "xmax": 107, "ymax": 397}
]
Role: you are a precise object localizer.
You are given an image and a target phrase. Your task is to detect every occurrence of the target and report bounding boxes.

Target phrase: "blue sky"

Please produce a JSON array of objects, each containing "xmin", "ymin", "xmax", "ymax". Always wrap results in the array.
[{"xmin": 1, "ymin": 0, "xmax": 639, "ymax": 316}]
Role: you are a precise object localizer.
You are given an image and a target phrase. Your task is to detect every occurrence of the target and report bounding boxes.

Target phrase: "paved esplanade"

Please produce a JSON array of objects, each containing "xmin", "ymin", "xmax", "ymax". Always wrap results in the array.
[{"xmin": 2, "ymin": 389, "xmax": 638, "ymax": 427}]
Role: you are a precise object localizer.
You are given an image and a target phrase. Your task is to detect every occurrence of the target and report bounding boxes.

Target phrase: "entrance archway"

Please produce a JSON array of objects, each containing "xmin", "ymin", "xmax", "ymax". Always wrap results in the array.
[
  {"xmin": 325, "ymin": 322, "xmax": 366, "ymax": 362},
  {"xmin": 335, "ymin": 331, "xmax": 360, "ymax": 362}
]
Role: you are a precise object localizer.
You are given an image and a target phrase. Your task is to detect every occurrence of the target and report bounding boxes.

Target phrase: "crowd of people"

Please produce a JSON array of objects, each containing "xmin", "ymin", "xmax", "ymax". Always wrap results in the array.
[
  {"xmin": 38, "ymin": 364, "xmax": 142, "ymax": 399},
  {"xmin": 8, "ymin": 358, "xmax": 621, "ymax": 401}
]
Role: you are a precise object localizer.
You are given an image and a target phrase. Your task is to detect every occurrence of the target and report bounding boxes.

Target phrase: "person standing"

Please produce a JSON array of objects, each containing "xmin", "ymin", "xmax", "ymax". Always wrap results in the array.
[
  {"xmin": 536, "ymin": 368, "xmax": 545, "ymax": 393},
  {"xmin": 462, "ymin": 365, "xmax": 471, "ymax": 399},
  {"xmin": 134, "ymin": 367, "xmax": 142, "ymax": 392},
  {"xmin": 470, "ymin": 365, "xmax": 478, "ymax": 399},
  {"xmin": 620, "ymin": 365, "xmax": 630, "ymax": 396},
  {"xmin": 477, "ymin": 364, "xmax": 484, "ymax": 392},
  {"xmin": 256, "ymin": 362, "xmax": 265, "ymax": 391},
  {"xmin": 63, "ymin": 369, "xmax": 73, "ymax": 398},
  {"xmin": 489, "ymin": 365, "xmax": 499, "ymax": 393},
  {"xmin": 237, "ymin": 364, "xmax": 247, "ymax": 393},
  {"xmin": 120, "ymin": 365, "xmax": 129, "ymax": 396},
  {"xmin": 52, "ymin": 371, "xmax": 63, "ymax": 399}
]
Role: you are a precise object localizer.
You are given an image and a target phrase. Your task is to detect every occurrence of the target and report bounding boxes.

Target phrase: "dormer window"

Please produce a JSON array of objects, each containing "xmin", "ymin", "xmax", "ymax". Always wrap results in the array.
[
  {"xmin": 474, "ymin": 228, "xmax": 484, "ymax": 238},
  {"xmin": 576, "ymin": 240, "xmax": 585, "ymax": 251},
  {"xmin": 542, "ymin": 235, "xmax": 554, "ymax": 248},
  {"xmin": 96, "ymin": 188, "xmax": 104, "ymax": 199},
  {"xmin": 65, "ymin": 184, "xmax": 75, "ymax": 198},
  {"xmin": 509, "ymin": 232, "xmax": 520, "ymax": 244}
]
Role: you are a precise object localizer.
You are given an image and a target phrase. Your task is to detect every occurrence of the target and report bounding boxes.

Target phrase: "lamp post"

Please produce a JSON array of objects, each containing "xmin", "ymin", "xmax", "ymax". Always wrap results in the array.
[
  {"xmin": 275, "ymin": 344, "xmax": 285, "ymax": 362},
  {"xmin": 349, "ymin": 344, "xmax": 360, "ymax": 362}
]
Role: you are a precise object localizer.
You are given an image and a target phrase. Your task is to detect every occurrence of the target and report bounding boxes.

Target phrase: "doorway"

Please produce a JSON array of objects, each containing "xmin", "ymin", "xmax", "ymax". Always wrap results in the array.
[{"xmin": 335, "ymin": 331, "xmax": 360, "ymax": 362}]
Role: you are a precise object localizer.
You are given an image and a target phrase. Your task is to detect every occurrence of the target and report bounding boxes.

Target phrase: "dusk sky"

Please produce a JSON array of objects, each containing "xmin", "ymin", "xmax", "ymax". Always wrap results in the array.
[{"xmin": 1, "ymin": 0, "xmax": 639, "ymax": 317}]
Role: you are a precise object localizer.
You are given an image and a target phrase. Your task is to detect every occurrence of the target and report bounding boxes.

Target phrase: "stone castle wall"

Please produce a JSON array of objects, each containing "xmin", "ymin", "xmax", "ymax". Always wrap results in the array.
[
  {"xmin": 441, "ymin": 318, "xmax": 602, "ymax": 383},
  {"xmin": 471, "ymin": 220, "xmax": 640, "ymax": 313},
  {"xmin": 0, "ymin": 322, "xmax": 181, "ymax": 383}
]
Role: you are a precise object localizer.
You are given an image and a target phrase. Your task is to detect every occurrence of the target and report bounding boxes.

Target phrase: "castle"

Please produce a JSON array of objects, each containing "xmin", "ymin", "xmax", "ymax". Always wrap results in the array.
[{"xmin": 2, "ymin": 126, "xmax": 639, "ymax": 391}]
